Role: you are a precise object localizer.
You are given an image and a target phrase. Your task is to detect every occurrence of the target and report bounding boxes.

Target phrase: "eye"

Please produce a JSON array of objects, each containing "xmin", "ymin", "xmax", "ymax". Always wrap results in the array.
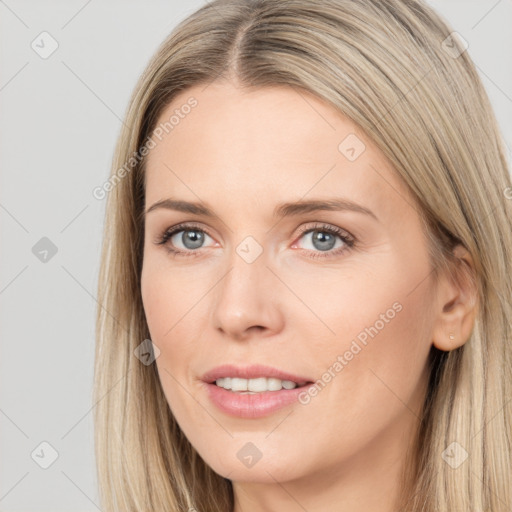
[
  {"xmin": 292, "ymin": 222, "xmax": 355, "ymax": 260},
  {"xmin": 154, "ymin": 221, "xmax": 355, "ymax": 260},
  {"xmin": 154, "ymin": 222, "xmax": 217, "ymax": 257}
]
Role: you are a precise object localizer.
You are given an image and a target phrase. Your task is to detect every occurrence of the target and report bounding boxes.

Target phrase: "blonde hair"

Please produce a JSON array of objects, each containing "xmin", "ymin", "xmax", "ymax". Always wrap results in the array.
[{"xmin": 94, "ymin": 0, "xmax": 512, "ymax": 510}]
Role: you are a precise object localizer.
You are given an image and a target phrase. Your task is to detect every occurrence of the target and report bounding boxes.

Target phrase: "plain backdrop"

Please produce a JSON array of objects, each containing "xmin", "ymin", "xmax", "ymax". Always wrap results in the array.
[{"xmin": 1, "ymin": 1, "xmax": 511, "ymax": 510}]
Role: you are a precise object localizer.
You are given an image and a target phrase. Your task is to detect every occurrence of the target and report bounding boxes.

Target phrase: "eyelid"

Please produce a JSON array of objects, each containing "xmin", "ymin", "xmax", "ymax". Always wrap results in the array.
[
  {"xmin": 293, "ymin": 222, "xmax": 354, "ymax": 242},
  {"xmin": 153, "ymin": 221, "xmax": 215, "ymax": 242}
]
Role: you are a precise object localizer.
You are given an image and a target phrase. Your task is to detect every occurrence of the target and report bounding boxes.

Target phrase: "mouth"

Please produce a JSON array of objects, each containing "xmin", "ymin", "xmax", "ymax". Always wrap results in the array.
[
  {"xmin": 210, "ymin": 377, "xmax": 313, "ymax": 394},
  {"xmin": 201, "ymin": 364, "xmax": 314, "ymax": 394},
  {"xmin": 203, "ymin": 374, "xmax": 316, "ymax": 418}
]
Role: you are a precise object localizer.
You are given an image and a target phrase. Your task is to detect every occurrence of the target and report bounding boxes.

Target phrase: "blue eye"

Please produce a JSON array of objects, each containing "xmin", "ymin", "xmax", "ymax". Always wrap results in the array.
[
  {"xmin": 155, "ymin": 222, "xmax": 215, "ymax": 257},
  {"xmin": 168, "ymin": 228, "xmax": 213, "ymax": 251},
  {"xmin": 155, "ymin": 222, "xmax": 355, "ymax": 260},
  {"xmin": 293, "ymin": 224, "xmax": 354, "ymax": 259}
]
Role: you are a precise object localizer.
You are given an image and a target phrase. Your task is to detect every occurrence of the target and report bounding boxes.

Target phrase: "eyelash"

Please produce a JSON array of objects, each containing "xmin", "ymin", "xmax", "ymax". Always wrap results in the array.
[{"xmin": 154, "ymin": 222, "xmax": 355, "ymax": 260}]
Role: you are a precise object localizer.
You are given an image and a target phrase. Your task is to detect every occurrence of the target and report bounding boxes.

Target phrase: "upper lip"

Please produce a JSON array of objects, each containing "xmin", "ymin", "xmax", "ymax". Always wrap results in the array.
[{"xmin": 201, "ymin": 364, "xmax": 313, "ymax": 386}]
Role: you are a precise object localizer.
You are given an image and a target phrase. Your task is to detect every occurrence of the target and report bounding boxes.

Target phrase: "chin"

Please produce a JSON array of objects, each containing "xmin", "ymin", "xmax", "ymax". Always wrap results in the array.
[{"xmin": 202, "ymin": 450, "xmax": 305, "ymax": 484}]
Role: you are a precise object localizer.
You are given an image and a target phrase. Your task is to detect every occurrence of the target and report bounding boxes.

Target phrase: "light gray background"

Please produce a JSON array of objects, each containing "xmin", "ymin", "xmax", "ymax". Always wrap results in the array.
[{"xmin": 1, "ymin": 1, "xmax": 511, "ymax": 510}]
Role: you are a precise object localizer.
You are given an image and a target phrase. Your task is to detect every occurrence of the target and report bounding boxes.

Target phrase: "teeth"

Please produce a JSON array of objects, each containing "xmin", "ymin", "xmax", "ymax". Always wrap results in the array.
[{"xmin": 215, "ymin": 377, "xmax": 299, "ymax": 392}]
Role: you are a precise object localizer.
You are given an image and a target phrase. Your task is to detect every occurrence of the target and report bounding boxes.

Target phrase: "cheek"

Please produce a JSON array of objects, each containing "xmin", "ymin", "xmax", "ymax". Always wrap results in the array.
[
  {"xmin": 281, "ymin": 248, "xmax": 428, "ymax": 355},
  {"xmin": 140, "ymin": 256, "xmax": 211, "ymax": 346},
  {"xmin": 300, "ymin": 261, "xmax": 435, "ymax": 437},
  {"xmin": 141, "ymin": 262, "xmax": 211, "ymax": 429},
  {"xmin": 290, "ymin": 242, "xmax": 434, "ymax": 409},
  {"xmin": 140, "ymin": 258, "xmax": 218, "ymax": 431}
]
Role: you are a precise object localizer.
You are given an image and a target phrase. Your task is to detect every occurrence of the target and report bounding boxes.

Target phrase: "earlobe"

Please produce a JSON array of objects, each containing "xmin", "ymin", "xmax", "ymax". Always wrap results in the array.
[
  {"xmin": 432, "ymin": 245, "xmax": 479, "ymax": 352},
  {"xmin": 433, "ymin": 331, "xmax": 459, "ymax": 351}
]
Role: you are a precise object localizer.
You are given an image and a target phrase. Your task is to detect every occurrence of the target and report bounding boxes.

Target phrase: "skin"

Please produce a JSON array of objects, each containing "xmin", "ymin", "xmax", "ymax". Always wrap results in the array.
[{"xmin": 140, "ymin": 79, "xmax": 477, "ymax": 512}]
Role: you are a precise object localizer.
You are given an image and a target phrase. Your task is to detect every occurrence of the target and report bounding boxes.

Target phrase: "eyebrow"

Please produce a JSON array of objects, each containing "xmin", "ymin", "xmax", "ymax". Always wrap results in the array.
[{"xmin": 144, "ymin": 197, "xmax": 378, "ymax": 221}]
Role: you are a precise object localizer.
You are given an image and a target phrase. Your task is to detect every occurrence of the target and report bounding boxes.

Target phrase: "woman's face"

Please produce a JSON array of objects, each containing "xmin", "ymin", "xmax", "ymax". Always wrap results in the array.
[{"xmin": 141, "ymin": 80, "xmax": 438, "ymax": 486}]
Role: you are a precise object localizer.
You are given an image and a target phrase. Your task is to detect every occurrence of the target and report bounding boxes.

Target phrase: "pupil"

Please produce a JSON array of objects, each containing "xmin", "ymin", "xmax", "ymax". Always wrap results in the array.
[
  {"xmin": 312, "ymin": 231, "xmax": 335, "ymax": 251},
  {"xmin": 183, "ymin": 230, "xmax": 204, "ymax": 249}
]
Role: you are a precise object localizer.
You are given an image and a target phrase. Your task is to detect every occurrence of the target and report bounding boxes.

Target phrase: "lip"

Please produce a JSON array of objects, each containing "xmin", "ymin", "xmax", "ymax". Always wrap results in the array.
[
  {"xmin": 201, "ymin": 364, "xmax": 315, "ymax": 419},
  {"xmin": 201, "ymin": 364, "xmax": 312, "ymax": 386}
]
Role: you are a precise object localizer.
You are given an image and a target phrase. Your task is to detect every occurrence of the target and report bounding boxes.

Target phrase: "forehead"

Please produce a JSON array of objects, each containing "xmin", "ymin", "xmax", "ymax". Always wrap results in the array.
[{"xmin": 143, "ymin": 81, "xmax": 413, "ymax": 222}]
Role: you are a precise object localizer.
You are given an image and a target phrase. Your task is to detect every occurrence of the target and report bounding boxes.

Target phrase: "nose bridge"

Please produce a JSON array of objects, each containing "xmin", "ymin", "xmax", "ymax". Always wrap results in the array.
[{"xmin": 212, "ymin": 235, "xmax": 283, "ymax": 337}]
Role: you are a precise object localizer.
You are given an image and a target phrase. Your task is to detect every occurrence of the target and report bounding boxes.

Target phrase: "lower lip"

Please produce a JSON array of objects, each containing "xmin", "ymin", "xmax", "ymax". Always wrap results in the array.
[{"xmin": 203, "ymin": 382, "xmax": 313, "ymax": 419}]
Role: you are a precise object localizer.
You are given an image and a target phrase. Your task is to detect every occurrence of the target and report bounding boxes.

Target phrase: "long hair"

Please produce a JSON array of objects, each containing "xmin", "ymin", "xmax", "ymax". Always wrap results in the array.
[{"xmin": 93, "ymin": 1, "xmax": 512, "ymax": 510}]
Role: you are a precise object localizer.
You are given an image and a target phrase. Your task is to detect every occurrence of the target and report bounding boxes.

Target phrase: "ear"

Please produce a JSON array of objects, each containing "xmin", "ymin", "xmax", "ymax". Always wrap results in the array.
[{"xmin": 432, "ymin": 244, "xmax": 479, "ymax": 351}]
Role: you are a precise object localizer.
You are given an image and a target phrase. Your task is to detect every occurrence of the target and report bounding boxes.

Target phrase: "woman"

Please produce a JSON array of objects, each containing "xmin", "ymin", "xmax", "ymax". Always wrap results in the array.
[{"xmin": 94, "ymin": 1, "xmax": 512, "ymax": 510}]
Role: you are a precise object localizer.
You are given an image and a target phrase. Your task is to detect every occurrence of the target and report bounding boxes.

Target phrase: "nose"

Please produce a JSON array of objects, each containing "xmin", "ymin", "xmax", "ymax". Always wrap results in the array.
[{"xmin": 212, "ymin": 246, "xmax": 285, "ymax": 341}]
